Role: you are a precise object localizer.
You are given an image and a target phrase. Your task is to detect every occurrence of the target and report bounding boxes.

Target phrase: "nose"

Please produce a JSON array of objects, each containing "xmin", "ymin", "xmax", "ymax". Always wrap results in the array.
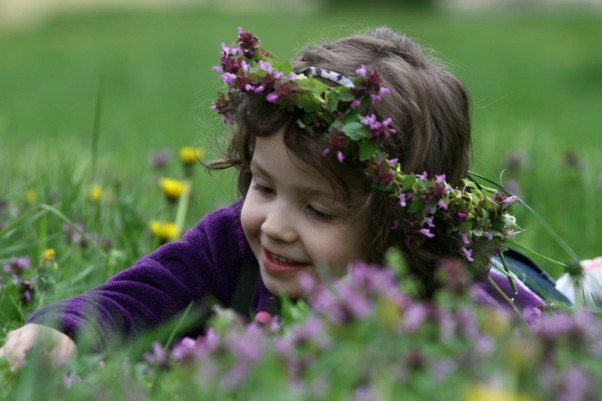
[{"xmin": 261, "ymin": 202, "xmax": 298, "ymax": 243}]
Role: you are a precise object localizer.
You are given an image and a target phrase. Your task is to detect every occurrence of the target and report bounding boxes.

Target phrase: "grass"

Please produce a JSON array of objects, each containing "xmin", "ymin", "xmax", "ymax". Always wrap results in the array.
[{"xmin": 0, "ymin": 4, "xmax": 601, "ymax": 398}]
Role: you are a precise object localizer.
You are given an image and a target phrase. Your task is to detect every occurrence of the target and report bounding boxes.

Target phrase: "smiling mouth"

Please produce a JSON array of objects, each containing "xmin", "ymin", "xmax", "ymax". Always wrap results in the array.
[{"xmin": 263, "ymin": 249, "xmax": 308, "ymax": 275}]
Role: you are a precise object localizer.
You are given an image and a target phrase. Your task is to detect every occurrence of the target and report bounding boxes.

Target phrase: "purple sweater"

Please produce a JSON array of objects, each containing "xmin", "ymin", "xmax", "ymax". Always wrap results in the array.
[{"xmin": 28, "ymin": 201, "xmax": 545, "ymax": 348}]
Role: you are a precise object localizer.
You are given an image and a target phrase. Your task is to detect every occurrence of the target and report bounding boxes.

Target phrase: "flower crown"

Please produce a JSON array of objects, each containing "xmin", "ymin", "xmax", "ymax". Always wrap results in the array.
[{"xmin": 212, "ymin": 28, "xmax": 520, "ymax": 267}]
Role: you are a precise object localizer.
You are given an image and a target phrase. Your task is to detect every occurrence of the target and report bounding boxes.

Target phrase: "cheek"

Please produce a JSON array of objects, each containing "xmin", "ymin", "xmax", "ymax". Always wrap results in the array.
[
  {"xmin": 314, "ymin": 228, "xmax": 368, "ymax": 274},
  {"xmin": 240, "ymin": 195, "xmax": 260, "ymax": 242}
]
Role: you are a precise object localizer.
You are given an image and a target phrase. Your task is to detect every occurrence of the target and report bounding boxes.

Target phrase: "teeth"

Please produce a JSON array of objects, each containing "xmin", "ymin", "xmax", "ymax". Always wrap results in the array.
[{"xmin": 271, "ymin": 253, "xmax": 296, "ymax": 264}]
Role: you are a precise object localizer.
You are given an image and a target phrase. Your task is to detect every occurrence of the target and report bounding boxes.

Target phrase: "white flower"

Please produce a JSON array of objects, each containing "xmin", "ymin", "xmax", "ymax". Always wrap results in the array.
[
  {"xmin": 556, "ymin": 257, "xmax": 602, "ymax": 308},
  {"xmin": 502, "ymin": 213, "xmax": 516, "ymax": 227}
]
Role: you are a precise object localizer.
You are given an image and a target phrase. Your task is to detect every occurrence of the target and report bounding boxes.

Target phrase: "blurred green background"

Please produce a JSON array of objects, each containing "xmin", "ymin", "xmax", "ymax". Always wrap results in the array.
[{"xmin": 1, "ymin": 1, "xmax": 601, "ymax": 275}]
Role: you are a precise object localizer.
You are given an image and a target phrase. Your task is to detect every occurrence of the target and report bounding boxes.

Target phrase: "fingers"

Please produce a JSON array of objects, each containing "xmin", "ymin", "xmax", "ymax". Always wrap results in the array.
[
  {"xmin": 51, "ymin": 337, "xmax": 77, "ymax": 366},
  {"xmin": 0, "ymin": 324, "xmax": 76, "ymax": 370}
]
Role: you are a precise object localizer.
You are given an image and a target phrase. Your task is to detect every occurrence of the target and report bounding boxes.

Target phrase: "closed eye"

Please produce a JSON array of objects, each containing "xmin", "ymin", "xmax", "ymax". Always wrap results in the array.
[
  {"xmin": 307, "ymin": 205, "xmax": 337, "ymax": 223},
  {"xmin": 252, "ymin": 182, "xmax": 275, "ymax": 197}
]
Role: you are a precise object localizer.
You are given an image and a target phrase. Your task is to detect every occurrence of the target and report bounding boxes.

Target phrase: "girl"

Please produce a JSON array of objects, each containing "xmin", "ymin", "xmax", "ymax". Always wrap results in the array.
[{"xmin": 0, "ymin": 27, "xmax": 568, "ymax": 367}]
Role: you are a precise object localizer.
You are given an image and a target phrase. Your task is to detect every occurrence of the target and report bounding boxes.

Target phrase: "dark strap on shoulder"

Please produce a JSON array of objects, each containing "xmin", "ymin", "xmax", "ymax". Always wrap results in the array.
[
  {"xmin": 230, "ymin": 260, "xmax": 260, "ymax": 318},
  {"xmin": 498, "ymin": 248, "xmax": 571, "ymax": 307}
]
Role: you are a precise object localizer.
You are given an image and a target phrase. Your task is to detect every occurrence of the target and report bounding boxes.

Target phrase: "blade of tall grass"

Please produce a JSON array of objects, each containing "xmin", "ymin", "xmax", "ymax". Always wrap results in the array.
[
  {"xmin": 90, "ymin": 77, "xmax": 104, "ymax": 182},
  {"xmin": 39, "ymin": 204, "xmax": 107, "ymax": 258},
  {"xmin": 469, "ymin": 171, "xmax": 579, "ymax": 265}
]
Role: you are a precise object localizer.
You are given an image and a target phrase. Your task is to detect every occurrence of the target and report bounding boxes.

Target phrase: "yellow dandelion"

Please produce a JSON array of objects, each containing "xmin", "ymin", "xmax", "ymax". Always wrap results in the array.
[
  {"xmin": 150, "ymin": 220, "xmax": 179, "ymax": 242},
  {"xmin": 159, "ymin": 178, "xmax": 187, "ymax": 202},
  {"xmin": 41, "ymin": 248, "xmax": 56, "ymax": 262},
  {"xmin": 40, "ymin": 248, "xmax": 59, "ymax": 270},
  {"xmin": 88, "ymin": 185, "xmax": 103, "ymax": 202},
  {"xmin": 179, "ymin": 146, "xmax": 205, "ymax": 166},
  {"xmin": 464, "ymin": 384, "xmax": 533, "ymax": 401},
  {"xmin": 25, "ymin": 189, "xmax": 37, "ymax": 204}
]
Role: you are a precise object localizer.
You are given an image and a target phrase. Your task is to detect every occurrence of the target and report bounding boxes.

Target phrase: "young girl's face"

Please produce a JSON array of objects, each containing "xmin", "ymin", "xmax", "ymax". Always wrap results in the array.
[{"xmin": 241, "ymin": 128, "xmax": 369, "ymax": 298}]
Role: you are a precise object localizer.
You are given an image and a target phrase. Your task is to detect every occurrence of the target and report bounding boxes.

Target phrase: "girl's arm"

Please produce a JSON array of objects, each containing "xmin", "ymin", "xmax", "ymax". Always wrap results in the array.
[{"xmin": 23, "ymin": 201, "xmax": 252, "ymax": 350}]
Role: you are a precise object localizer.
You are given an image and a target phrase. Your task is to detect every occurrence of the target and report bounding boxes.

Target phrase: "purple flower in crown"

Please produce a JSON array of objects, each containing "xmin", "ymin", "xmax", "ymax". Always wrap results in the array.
[
  {"xmin": 493, "ymin": 191, "xmax": 518, "ymax": 209},
  {"xmin": 371, "ymin": 158, "xmax": 395, "ymax": 186},
  {"xmin": 322, "ymin": 129, "xmax": 349, "ymax": 158},
  {"xmin": 460, "ymin": 246, "xmax": 474, "ymax": 262},
  {"xmin": 236, "ymin": 27, "xmax": 261, "ymax": 58},
  {"xmin": 419, "ymin": 216, "xmax": 436, "ymax": 238},
  {"xmin": 360, "ymin": 114, "xmax": 397, "ymax": 138},
  {"xmin": 430, "ymin": 175, "xmax": 452, "ymax": 199},
  {"xmin": 354, "ymin": 64, "xmax": 392, "ymax": 102},
  {"xmin": 216, "ymin": 43, "xmax": 242, "ymax": 74}
]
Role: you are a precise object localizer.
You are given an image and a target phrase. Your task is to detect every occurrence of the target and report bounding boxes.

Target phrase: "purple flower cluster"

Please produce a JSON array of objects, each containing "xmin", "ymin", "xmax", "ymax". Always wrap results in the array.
[
  {"xmin": 63, "ymin": 222, "xmax": 99, "ymax": 250},
  {"xmin": 139, "ymin": 261, "xmax": 602, "ymax": 400},
  {"xmin": 387, "ymin": 170, "xmax": 520, "ymax": 265},
  {"xmin": 354, "ymin": 65, "xmax": 391, "ymax": 102},
  {"xmin": 0, "ymin": 256, "xmax": 35, "ymax": 303}
]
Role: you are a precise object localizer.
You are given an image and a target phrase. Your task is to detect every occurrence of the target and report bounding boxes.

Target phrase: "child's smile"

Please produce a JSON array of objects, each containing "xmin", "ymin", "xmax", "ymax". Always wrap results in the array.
[{"xmin": 241, "ymin": 128, "xmax": 369, "ymax": 298}]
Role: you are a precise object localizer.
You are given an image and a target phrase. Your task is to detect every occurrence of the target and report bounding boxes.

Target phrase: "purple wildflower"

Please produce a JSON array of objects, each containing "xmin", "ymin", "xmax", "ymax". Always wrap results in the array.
[
  {"xmin": 494, "ymin": 191, "xmax": 518, "ymax": 206},
  {"xmin": 266, "ymin": 93, "xmax": 279, "ymax": 103},
  {"xmin": 419, "ymin": 228, "xmax": 435, "ymax": 238},
  {"xmin": 504, "ymin": 150, "xmax": 529, "ymax": 171},
  {"xmin": 63, "ymin": 222, "xmax": 99, "ymax": 250},
  {"xmin": 355, "ymin": 64, "xmax": 368, "ymax": 78},
  {"xmin": 460, "ymin": 246, "xmax": 474, "ymax": 263},
  {"xmin": 221, "ymin": 72, "xmax": 237, "ymax": 85},
  {"xmin": 360, "ymin": 114, "xmax": 396, "ymax": 138},
  {"xmin": 19, "ymin": 278, "xmax": 34, "ymax": 303},
  {"xmin": 436, "ymin": 258, "xmax": 472, "ymax": 294},
  {"xmin": 402, "ymin": 303, "xmax": 429, "ymax": 332},
  {"xmin": 399, "ymin": 193, "xmax": 408, "ymax": 207},
  {"xmin": 3, "ymin": 256, "xmax": 31, "ymax": 274},
  {"xmin": 370, "ymin": 86, "xmax": 391, "ymax": 102},
  {"xmin": 257, "ymin": 59, "xmax": 273, "ymax": 73},
  {"xmin": 417, "ymin": 171, "xmax": 428, "ymax": 180},
  {"xmin": 236, "ymin": 27, "xmax": 260, "ymax": 58},
  {"xmin": 149, "ymin": 149, "xmax": 172, "ymax": 169},
  {"xmin": 555, "ymin": 366, "xmax": 593, "ymax": 401},
  {"xmin": 419, "ymin": 217, "xmax": 435, "ymax": 238},
  {"xmin": 144, "ymin": 342, "xmax": 169, "ymax": 368},
  {"xmin": 371, "ymin": 159, "xmax": 395, "ymax": 186},
  {"xmin": 221, "ymin": 362, "xmax": 250, "ymax": 390},
  {"xmin": 239, "ymin": 59, "xmax": 249, "ymax": 73}
]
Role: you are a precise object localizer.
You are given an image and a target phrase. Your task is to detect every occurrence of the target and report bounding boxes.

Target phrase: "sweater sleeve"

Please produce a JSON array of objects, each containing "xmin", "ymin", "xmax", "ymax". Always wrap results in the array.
[{"xmin": 27, "ymin": 201, "xmax": 254, "ymax": 349}]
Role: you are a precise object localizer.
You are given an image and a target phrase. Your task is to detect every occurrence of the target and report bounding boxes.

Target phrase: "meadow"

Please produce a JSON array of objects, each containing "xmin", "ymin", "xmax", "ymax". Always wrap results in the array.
[{"xmin": 1, "ymin": 4, "xmax": 601, "ymax": 400}]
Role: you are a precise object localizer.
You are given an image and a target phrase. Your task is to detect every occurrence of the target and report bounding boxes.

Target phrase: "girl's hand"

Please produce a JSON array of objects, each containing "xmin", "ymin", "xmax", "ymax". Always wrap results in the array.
[{"xmin": 0, "ymin": 323, "xmax": 76, "ymax": 369}]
